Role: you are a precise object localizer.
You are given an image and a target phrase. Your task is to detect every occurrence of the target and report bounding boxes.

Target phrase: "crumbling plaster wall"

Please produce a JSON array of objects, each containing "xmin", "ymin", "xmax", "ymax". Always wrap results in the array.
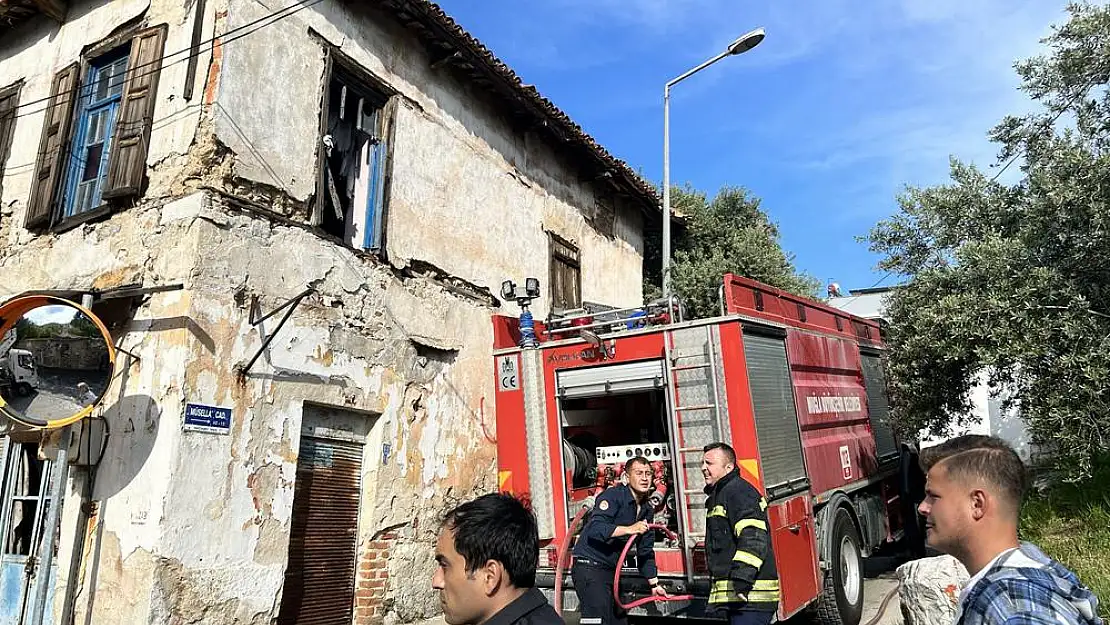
[
  {"xmin": 0, "ymin": 186, "xmax": 500, "ymax": 624},
  {"xmin": 0, "ymin": 0, "xmax": 222, "ymax": 241},
  {"xmin": 147, "ymin": 193, "xmax": 500, "ymax": 623},
  {"xmin": 0, "ymin": 190, "xmax": 203, "ymax": 624},
  {"xmin": 213, "ymin": 0, "xmax": 646, "ymax": 318}
]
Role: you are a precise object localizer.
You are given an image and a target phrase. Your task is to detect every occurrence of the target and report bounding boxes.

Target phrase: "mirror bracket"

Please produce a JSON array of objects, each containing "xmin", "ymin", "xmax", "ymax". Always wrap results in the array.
[{"xmin": 238, "ymin": 288, "xmax": 316, "ymax": 375}]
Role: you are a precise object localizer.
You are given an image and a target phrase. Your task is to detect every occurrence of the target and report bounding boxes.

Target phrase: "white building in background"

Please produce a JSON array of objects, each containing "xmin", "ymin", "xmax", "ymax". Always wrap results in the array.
[{"xmin": 827, "ymin": 286, "xmax": 1033, "ymax": 461}]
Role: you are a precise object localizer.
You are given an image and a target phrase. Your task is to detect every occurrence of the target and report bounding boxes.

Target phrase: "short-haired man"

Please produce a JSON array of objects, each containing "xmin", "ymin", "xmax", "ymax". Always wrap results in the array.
[
  {"xmin": 571, "ymin": 456, "xmax": 668, "ymax": 625},
  {"xmin": 701, "ymin": 442, "xmax": 779, "ymax": 625},
  {"xmin": 433, "ymin": 493, "xmax": 564, "ymax": 625},
  {"xmin": 918, "ymin": 435, "xmax": 1102, "ymax": 625}
]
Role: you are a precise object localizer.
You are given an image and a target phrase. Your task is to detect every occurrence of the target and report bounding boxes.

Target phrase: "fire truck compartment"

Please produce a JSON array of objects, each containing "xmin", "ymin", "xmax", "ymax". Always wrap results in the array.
[{"xmin": 557, "ymin": 379, "xmax": 681, "ymax": 539}]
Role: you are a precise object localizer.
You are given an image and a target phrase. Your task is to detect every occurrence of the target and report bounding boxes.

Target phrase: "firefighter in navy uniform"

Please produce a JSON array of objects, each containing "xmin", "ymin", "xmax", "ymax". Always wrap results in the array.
[
  {"xmin": 571, "ymin": 456, "xmax": 668, "ymax": 625},
  {"xmin": 701, "ymin": 443, "xmax": 780, "ymax": 625}
]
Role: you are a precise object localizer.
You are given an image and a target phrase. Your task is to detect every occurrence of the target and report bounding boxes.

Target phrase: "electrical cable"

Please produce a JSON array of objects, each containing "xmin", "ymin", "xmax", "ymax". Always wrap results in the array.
[{"xmin": 7, "ymin": 0, "xmax": 324, "ymax": 121}]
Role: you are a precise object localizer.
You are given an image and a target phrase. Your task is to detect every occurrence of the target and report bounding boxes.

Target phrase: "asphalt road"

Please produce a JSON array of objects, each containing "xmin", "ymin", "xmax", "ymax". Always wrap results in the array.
[{"xmin": 2, "ymin": 367, "xmax": 109, "ymax": 420}]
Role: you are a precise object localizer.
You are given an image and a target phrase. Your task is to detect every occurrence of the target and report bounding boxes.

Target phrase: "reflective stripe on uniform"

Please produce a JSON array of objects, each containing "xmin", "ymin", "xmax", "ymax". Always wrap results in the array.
[
  {"xmin": 712, "ymin": 579, "xmax": 779, "ymax": 592},
  {"xmin": 580, "ymin": 619, "xmax": 603, "ymax": 624},
  {"xmin": 708, "ymin": 505, "xmax": 727, "ymax": 518},
  {"xmin": 732, "ymin": 550, "xmax": 763, "ymax": 568},
  {"xmin": 708, "ymin": 580, "xmax": 781, "ymax": 605},
  {"xmin": 734, "ymin": 518, "xmax": 767, "ymax": 535}
]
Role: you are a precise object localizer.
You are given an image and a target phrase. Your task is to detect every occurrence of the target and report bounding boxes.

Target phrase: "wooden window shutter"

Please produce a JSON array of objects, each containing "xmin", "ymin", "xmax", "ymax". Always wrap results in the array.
[
  {"xmin": 312, "ymin": 50, "xmax": 335, "ymax": 227},
  {"xmin": 102, "ymin": 24, "xmax": 167, "ymax": 200},
  {"xmin": 25, "ymin": 64, "xmax": 79, "ymax": 229},
  {"xmin": 0, "ymin": 84, "xmax": 21, "ymax": 203}
]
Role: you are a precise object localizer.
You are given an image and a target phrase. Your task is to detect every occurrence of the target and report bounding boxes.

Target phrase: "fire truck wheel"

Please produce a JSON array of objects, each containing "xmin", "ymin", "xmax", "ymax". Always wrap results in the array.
[
  {"xmin": 15, "ymin": 382, "xmax": 32, "ymax": 397},
  {"xmin": 816, "ymin": 507, "xmax": 864, "ymax": 625}
]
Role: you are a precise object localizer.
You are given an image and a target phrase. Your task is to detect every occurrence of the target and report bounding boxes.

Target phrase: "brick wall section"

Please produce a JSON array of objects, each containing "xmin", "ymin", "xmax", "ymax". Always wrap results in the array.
[{"xmin": 355, "ymin": 529, "xmax": 401, "ymax": 624}]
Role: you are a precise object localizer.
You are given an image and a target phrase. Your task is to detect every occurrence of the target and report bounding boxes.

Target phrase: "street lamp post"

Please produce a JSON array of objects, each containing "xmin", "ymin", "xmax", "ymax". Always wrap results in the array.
[{"xmin": 661, "ymin": 27, "xmax": 766, "ymax": 301}]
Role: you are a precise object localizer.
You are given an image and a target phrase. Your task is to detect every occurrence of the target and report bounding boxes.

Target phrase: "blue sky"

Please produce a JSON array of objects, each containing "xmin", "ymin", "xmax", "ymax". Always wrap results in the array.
[{"xmin": 436, "ymin": 0, "xmax": 1071, "ymax": 291}]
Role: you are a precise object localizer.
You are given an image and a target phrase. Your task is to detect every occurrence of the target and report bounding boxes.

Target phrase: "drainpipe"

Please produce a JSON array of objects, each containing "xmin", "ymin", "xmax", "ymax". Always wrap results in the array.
[{"xmin": 29, "ymin": 426, "xmax": 71, "ymax": 625}]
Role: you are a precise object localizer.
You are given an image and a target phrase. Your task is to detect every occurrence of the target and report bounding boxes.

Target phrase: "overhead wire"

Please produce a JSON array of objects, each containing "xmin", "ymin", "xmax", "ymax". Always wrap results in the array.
[
  {"xmin": 0, "ymin": 0, "xmax": 323, "ymax": 182},
  {"xmin": 988, "ymin": 78, "xmax": 1098, "ymax": 183},
  {"xmin": 840, "ymin": 79, "xmax": 1098, "ymax": 299},
  {"xmin": 6, "ymin": 0, "xmax": 324, "ymax": 123}
]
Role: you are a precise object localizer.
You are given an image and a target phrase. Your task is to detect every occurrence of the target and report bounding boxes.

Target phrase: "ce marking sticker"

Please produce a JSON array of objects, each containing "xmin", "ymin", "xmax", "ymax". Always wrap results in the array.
[{"xmin": 497, "ymin": 355, "xmax": 520, "ymax": 392}]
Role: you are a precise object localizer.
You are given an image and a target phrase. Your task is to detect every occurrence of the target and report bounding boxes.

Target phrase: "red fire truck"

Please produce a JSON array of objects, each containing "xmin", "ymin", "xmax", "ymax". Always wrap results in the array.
[{"xmin": 491, "ymin": 274, "xmax": 923, "ymax": 625}]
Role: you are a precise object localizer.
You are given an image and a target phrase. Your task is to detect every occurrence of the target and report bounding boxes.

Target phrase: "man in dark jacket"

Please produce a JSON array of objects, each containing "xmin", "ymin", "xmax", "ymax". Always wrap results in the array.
[
  {"xmin": 701, "ymin": 443, "xmax": 779, "ymax": 625},
  {"xmin": 572, "ymin": 456, "xmax": 668, "ymax": 625},
  {"xmin": 433, "ymin": 493, "xmax": 564, "ymax": 625}
]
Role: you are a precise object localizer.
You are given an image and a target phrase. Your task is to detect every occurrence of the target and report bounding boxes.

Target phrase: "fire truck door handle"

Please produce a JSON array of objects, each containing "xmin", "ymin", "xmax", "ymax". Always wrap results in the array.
[{"xmin": 787, "ymin": 524, "xmax": 801, "ymax": 534}]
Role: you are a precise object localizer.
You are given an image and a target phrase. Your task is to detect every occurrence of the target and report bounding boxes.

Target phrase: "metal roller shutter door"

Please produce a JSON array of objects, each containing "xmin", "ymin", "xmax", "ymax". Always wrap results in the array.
[
  {"xmin": 276, "ymin": 436, "xmax": 363, "ymax": 625},
  {"xmin": 556, "ymin": 360, "xmax": 665, "ymax": 399},
  {"xmin": 861, "ymin": 354, "xmax": 899, "ymax": 461},
  {"xmin": 743, "ymin": 332, "xmax": 808, "ymax": 495}
]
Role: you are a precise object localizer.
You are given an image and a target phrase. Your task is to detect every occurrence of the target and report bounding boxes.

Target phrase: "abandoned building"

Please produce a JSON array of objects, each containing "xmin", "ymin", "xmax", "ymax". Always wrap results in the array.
[{"xmin": 0, "ymin": 0, "xmax": 660, "ymax": 623}]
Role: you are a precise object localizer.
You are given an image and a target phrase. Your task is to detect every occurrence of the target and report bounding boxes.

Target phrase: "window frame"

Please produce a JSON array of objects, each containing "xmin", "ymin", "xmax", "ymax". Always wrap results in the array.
[
  {"xmin": 313, "ymin": 44, "xmax": 399, "ymax": 256},
  {"xmin": 24, "ymin": 24, "xmax": 167, "ymax": 233},
  {"xmin": 60, "ymin": 47, "xmax": 130, "ymax": 222},
  {"xmin": 549, "ymin": 233, "xmax": 582, "ymax": 312}
]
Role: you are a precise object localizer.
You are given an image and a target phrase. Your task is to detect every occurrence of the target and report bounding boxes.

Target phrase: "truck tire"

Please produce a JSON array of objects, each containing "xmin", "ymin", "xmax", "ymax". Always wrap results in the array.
[
  {"xmin": 815, "ymin": 507, "xmax": 864, "ymax": 625},
  {"xmin": 16, "ymin": 382, "xmax": 32, "ymax": 397}
]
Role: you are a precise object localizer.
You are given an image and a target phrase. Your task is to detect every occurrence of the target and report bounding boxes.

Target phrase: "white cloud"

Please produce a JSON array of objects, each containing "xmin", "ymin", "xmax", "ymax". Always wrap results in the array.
[{"xmin": 25, "ymin": 305, "xmax": 78, "ymax": 326}]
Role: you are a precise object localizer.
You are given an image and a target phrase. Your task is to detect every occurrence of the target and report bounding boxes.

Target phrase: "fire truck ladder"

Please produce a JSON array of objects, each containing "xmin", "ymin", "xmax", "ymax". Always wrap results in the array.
[{"xmin": 663, "ymin": 325, "xmax": 727, "ymax": 584}]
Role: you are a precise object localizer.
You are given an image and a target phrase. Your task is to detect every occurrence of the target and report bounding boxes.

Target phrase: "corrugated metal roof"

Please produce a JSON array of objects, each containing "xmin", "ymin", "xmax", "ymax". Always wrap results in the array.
[{"xmin": 375, "ymin": 0, "xmax": 662, "ymax": 216}]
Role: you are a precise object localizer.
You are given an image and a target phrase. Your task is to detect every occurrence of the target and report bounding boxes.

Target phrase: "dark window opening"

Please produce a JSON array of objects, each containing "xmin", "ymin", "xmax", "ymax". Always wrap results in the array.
[
  {"xmin": 318, "ymin": 66, "xmax": 391, "ymax": 251},
  {"xmin": 1, "ymin": 442, "xmax": 52, "ymax": 556}
]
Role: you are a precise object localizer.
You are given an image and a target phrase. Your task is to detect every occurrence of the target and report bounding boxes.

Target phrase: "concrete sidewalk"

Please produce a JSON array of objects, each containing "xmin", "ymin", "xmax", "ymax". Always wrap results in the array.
[{"xmin": 861, "ymin": 576, "xmax": 903, "ymax": 625}]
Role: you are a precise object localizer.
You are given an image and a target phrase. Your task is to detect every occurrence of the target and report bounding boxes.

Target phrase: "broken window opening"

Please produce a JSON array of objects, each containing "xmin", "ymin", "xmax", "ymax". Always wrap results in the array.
[
  {"xmin": 319, "ymin": 67, "xmax": 391, "ymax": 252},
  {"xmin": 0, "ymin": 442, "xmax": 53, "ymax": 557},
  {"xmin": 550, "ymin": 234, "xmax": 582, "ymax": 313}
]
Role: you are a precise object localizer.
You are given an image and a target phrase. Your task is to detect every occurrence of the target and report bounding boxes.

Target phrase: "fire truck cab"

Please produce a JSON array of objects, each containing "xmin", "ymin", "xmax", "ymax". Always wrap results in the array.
[{"xmin": 491, "ymin": 274, "xmax": 922, "ymax": 625}]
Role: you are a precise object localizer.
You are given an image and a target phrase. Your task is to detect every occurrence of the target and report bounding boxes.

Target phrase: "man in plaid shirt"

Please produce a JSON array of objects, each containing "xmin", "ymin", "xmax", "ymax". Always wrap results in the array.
[{"xmin": 917, "ymin": 435, "xmax": 1102, "ymax": 625}]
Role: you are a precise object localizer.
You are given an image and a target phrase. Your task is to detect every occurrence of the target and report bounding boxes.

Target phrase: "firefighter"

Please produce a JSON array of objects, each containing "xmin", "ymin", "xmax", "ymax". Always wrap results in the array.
[
  {"xmin": 571, "ymin": 455, "xmax": 668, "ymax": 625},
  {"xmin": 701, "ymin": 442, "xmax": 780, "ymax": 625}
]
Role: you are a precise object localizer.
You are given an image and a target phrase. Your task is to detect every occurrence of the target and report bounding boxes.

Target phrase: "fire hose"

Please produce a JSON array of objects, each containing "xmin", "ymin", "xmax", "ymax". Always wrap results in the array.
[
  {"xmin": 553, "ymin": 510, "xmax": 693, "ymax": 615},
  {"xmin": 612, "ymin": 523, "xmax": 693, "ymax": 610}
]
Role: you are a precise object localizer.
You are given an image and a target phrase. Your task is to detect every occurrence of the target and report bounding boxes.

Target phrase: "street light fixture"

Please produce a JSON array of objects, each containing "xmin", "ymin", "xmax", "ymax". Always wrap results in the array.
[{"xmin": 661, "ymin": 27, "xmax": 765, "ymax": 300}]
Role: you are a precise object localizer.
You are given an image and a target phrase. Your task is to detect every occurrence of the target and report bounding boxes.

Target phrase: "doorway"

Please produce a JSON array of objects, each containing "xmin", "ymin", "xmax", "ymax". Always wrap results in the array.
[{"xmin": 276, "ymin": 405, "xmax": 372, "ymax": 625}]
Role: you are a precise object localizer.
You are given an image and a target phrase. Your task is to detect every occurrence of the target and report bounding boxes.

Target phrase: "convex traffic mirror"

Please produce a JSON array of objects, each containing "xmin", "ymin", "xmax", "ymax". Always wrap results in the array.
[{"xmin": 0, "ymin": 295, "xmax": 116, "ymax": 430}]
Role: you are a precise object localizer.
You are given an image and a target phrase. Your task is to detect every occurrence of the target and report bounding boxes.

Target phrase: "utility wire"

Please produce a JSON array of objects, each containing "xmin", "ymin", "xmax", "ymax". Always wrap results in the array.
[
  {"xmin": 832, "ymin": 270, "xmax": 895, "ymax": 309},
  {"xmin": 8, "ymin": 0, "xmax": 323, "ymax": 122},
  {"xmin": 989, "ymin": 78, "xmax": 1097, "ymax": 183},
  {"xmin": 837, "ymin": 80, "xmax": 1100, "ymax": 302}
]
